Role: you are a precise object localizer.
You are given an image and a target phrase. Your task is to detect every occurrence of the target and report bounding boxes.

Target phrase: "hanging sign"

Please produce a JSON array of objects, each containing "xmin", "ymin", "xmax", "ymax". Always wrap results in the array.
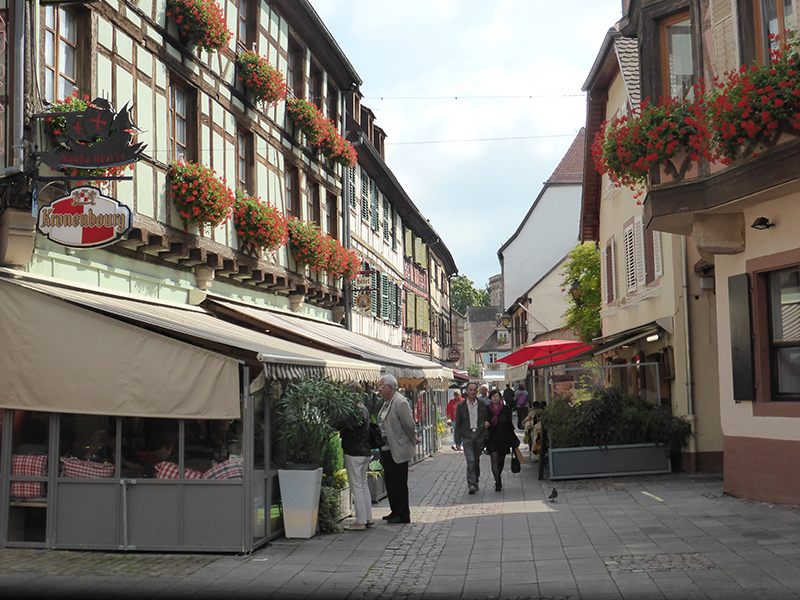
[
  {"xmin": 39, "ymin": 98, "xmax": 145, "ymax": 172},
  {"xmin": 355, "ymin": 293, "xmax": 372, "ymax": 312},
  {"xmin": 448, "ymin": 346, "xmax": 461, "ymax": 362},
  {"xmin": 37, "ymin": 186, "xmax": 132, "ymax": 249},
  {"xmin": 354, "ymin": 274, "xmax": 372, "ymax": 289}
]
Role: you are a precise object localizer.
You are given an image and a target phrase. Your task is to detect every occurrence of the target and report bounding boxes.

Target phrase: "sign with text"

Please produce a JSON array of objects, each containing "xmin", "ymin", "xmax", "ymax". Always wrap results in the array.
[
  {"xmin": 38, "ymin": 186, "xmax": 132, "ymax": 248},
  {"xmin": 354, "ymin": 274, "xmax": 372, "ymax": 289}
]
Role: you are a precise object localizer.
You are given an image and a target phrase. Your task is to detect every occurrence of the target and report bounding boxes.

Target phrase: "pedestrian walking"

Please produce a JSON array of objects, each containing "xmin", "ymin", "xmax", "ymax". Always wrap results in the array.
[
  {"xmin": 502, "ymin": 383, "xmax": 515, "ymax": 406},
  {"xmin": 446, "ymin": 390, "xmax": 463, "ymax": 450},
  {"xmin": 515, "ymin": 383, "xmax": 529, "ymax": 429},
  {"xmin": 453, "ymin": 381, "xmax": 489, "ymax": 494},
  {"xmin": 485, "ymin": 388, "xmax": 520, "ymax": 491},
  {"xmin": 377, "ymin": 374, "xmax": 418, "ymax": 524},
  {"xmin": 339, "ymin": 400, "xmax": 373, "ymax": 531}
]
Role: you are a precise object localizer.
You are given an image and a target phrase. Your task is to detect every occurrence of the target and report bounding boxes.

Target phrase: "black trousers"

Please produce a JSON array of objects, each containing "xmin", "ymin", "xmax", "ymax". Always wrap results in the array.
[{"xmin": 380, "ymin": 449, "xmax": 410, "ymax": 520}]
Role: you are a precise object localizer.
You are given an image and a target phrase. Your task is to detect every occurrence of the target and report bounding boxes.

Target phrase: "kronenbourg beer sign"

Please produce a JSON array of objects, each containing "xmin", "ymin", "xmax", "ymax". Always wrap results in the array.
[{"xmin": 37, "ymin": 186, "xmax": 132, "ymax": 249}]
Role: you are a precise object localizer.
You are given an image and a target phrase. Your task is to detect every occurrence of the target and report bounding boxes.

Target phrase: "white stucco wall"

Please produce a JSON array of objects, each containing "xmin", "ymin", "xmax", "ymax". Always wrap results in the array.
[{"xmin": 501, "ymin": 184, "xmax": 581, "ymax": 308}]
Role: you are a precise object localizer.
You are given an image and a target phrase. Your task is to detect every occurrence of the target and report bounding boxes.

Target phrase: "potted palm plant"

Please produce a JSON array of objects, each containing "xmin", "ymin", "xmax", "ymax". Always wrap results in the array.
[{"xmin": 274, "ymin": 377, "xmax": 362, "ymax": 538}]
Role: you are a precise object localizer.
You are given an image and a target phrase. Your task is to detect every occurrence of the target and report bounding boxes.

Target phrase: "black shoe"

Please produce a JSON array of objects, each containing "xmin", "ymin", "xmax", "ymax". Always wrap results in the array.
[
  {"xmin": 382, "ymin": 514, "xmax": 395, "ymax": 521},
  {"xmin": 495, "ymin": 482, "xmax": 502, "ymax": 491},
  {"xmin": 386, "ymin": 516, "xmax": 410, "ymax": 524}
]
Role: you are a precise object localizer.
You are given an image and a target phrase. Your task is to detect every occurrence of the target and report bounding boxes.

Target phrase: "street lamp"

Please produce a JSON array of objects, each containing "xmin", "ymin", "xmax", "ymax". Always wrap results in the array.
[{"xmin": 501, "ymin": 311, "xmax": 511, "ymax": 328}]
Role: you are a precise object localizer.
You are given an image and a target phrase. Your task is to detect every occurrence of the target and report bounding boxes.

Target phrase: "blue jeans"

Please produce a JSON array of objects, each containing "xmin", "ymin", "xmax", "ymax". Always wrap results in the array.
[{"xmin": 462, "ymin": 431, "xmax": 484, "ymax": 487}]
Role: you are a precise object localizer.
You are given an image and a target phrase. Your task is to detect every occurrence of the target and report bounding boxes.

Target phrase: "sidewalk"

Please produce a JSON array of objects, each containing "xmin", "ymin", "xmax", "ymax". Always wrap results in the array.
[{"xmin": 2, "ymin": 447, "xmax": 800, "ymax": 599}]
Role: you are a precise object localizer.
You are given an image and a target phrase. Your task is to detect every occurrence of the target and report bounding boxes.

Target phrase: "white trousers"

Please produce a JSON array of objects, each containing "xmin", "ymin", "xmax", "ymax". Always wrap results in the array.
[{"xmin": 344, "ymin": 454, "xmax": 373, "ymax": 525}]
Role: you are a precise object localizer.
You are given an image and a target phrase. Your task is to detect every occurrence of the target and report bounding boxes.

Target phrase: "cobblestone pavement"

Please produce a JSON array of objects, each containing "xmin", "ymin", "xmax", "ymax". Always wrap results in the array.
[{"xmin": 2, "ymin": 448, "xmax": 800, "ymax": 599}]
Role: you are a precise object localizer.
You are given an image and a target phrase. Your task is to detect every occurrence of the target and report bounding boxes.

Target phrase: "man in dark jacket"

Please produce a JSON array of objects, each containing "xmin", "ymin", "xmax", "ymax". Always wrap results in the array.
[{"xmin": 454, "ymin": 381, "xmax": 489, "ymax": 494}]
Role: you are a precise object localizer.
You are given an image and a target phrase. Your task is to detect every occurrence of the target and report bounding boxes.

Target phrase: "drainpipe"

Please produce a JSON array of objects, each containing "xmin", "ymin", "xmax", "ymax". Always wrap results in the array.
[
  {"xmin": 341, "ymin": 90, "xmax": 352, "ymax": 330},
  {"xmin": 681, "ymin": 236, "xmax": 697, "ymax": 472},
  {"xmin": 0, "ymin": 0, "xmax": 25, "ymax": 180}
]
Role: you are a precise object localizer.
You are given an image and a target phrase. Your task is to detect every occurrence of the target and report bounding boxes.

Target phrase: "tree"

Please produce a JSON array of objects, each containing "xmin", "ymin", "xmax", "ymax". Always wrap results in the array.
[
  {"xmin": 451, "ymin": 274, "xmax": 490, "ymax": 314},
  {"xmin": 561, "ymin": 242, "xmax": 601, "ymax": 343}
]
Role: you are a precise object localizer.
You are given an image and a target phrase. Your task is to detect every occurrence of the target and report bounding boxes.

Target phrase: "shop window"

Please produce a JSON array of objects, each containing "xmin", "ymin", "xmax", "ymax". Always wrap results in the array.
[
  {"xmin": 169, "ymin": 78, "xmax": 196, "ymax": 162},
  {"xmin": 43, "ymin": 5, "xmax": 84, "ymax": 102},
  {"xmin": 768, "ymin": 265, "xmax": 800, "ymax": 399},
  {"xmin": 183, "ymin": 419, "xmax": 242, "ymax": 474},
  {"xmin": 660, "ymin": 11, "xmax": 694, "ymax": 99}
]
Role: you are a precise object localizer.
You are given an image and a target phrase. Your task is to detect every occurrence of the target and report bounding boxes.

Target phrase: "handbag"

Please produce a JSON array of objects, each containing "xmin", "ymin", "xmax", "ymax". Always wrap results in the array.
[
  {"xmin": 511, "ymin": 454, "xmax": 521, "ymax": 473},
  {"xmin": 514, "ymin": 445, "xmax": 525, "ymax": 465}
]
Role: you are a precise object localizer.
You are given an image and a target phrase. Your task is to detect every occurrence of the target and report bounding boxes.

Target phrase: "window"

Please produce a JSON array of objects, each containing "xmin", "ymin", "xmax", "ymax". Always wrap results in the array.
[
  {"xmin": 310, "ymin": 66, "xmax": 323, "ymax": 108},
  {"xmin": 286, "ymin": 40, "xmax": 304, "ymax": 99},
  {"xmin": 285, "ymin": 165, "xmax": 300, "ymax": 219},
  {"xmin": 236, "ymin": 130, "xmax": 252, "ymax": 194},
  {"xmin": 326, "ymin": 190, "xmax": 338, "ymax": 239},
  {"xmin": 308, "ymin": 183, "xmax": 321, "ymax": 226},
  {"xmin": 169, "ymin": 80, "xmax": 195, "ymax": 162},
  {"xmin": 755, "ymin": 0, "xmax": 795, "ymax": 64},
  {"xmin": 236, "ymin": 0, "xmax": 255, "ymax": 50},
  {"xmin": 769, "ymin": 265, "xmax": 800, "ymax": 399},
  {"xmin": 327, "ymin": 85, "xmax": 339, "ymax": 124},
  {"xmin": 660, "ymin": 11, "xmax": 694, "ymax": 99},
  {"xmin": 43, "ymin": 5, "xmax": 79, "ymax": 102}
]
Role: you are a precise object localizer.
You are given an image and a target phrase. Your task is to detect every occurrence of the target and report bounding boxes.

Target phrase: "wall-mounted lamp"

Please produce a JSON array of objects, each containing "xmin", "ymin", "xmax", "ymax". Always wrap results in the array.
[
  {"xmin": 751, "ymin": 217, "xmax": 775, "ymax": 230},
  {"xmin": 646, "ymin": 333, "xmax": 660, "ymax": 343},
  {"xmin": 501, "ymin": 312, "xmax": 511, "ymax": 327},
  {"xmin": 569, "ymin": 280, "xmax": 582, "ymax": 300}
]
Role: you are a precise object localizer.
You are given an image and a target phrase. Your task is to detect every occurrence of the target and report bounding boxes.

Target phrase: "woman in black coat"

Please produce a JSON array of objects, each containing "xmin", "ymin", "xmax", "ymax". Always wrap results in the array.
[{"xmin": 485, "ymin": 388, "xmax": 520, "ymax": 491}]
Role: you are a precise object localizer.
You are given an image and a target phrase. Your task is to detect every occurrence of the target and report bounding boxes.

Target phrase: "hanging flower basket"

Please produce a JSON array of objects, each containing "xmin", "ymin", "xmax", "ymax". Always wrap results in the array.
[
  {"xmin": 287, "ymin": 217, "xmax": 325, "ymax": 269},
  {"xmin": 232, "ymin": 191, "xmax": 288, "ymax": 257},
  {"xmin": 325, "ymin": 239, "xmax": 349, "ymax": 278},
  {"xmin": 168, "ymin": 160, "xmax": 235, "ymax": 231},
  {"xmin": 235, "ymin": 51, "xmax": 287, "ymax": 106},
  {"xmin": 42, "ymin": 93, "xmax": 135, "ymax": 188},
  {"xmin": 286, "ymin": 98, "xmax": 357, "ymax": 167},
  {"xmin": 166, "ymin": 0, "xmax": 232, "ymax": 53},
  {"xmin": 342, "ymin": 250, "xmax": 362, "ymax": 283}
]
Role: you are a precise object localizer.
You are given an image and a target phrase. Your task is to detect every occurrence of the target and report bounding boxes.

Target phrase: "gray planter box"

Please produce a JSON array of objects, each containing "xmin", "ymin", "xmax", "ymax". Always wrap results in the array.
[
  {"xmin": 549, "ymin": 443, "xmax": 671, "ymax": 480},
  {"xmin": 367, "ymin": 472, "xmax": 387, "ymax": 503}
]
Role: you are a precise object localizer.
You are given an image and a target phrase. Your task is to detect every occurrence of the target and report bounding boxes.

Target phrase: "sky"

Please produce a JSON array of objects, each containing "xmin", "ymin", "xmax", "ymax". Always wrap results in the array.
[{"xmin": 310, "ymin": 1, "xmax": 624, "ymax": 288}]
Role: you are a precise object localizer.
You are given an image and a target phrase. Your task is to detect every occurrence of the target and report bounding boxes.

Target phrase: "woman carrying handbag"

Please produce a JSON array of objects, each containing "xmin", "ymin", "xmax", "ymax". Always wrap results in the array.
[{"xmin": 485, "ymin": 388, "xmax": 522, "ymax": 491}]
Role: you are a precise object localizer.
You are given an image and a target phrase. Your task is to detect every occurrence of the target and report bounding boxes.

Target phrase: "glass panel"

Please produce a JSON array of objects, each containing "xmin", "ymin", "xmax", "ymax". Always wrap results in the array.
[
  {"xmin": 45, "ymin": 31, "xmax": 54, "ymax": 69},
  {"xmin": 776, "ymin": 347, "xmax": 800, "ymax": 394},
  {"xmin": 666, "ymin": 17, "xmax": 693, "ymax": 99},
  {"xmin": 45, "ymin": 70, "xmax": 54, "ymax": 104},
  {"xmin": 59, "ymin": 414, "xmax": 115, "ymax": 477},
  {"xmin": 120, "ymin": 417, "xmax": 179, "ymax": 478},
  {"xmin": 184, "ymin": 419, "xmax": 242, "ymax": 475},
  {"xmin": 761, "ymin": 0, "xmax": 780, "ymax": 57},
  {"xmin": 61, "ymin": 8, "xmax": 77, "ymax": 43},
  {"xmin": 46, "ymin": 5, "xmax": 55, "ymax": 28},
  {"xmin": 62, "ymin": 45, "xmax": 75, "ymax": 82},
  {"xmin": 9, "ymin": 411, "xmax": 50, "ymax": 543},
  {"xmin": 769, "ymin": 266, "xmax": 800, "ymax": 342}
]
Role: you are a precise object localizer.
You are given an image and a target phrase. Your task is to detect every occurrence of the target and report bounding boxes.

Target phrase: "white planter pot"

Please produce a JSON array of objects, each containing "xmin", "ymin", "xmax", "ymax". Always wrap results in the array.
[{"xmin": 278, "ymin": 467, "xmax": 323, "ymax": 539}]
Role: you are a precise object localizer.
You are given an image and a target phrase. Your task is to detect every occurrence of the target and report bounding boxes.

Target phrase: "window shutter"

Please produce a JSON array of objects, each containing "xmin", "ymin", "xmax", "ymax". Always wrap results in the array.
[
  {"xmin": 380, "ymin": 273, "xmax": 390, "ymax": 320},
  {"xmin": 389, "ymin": 281, "xmax": 398, "ymax": 325},
  {"xmin": 653, "ymin": 230, "xmax": 663, "ymax": 278},
  {"xmin": 382, "ymin": 198, "xmax": 390, "ymax": 241},
  {"xmin": 407, "ymin": 291, "xmax": 416, "ymax": 327},
  {"xmin": 370, "ymin": 182, "xmax": 379, "ymax": 232},
  {"xmin": 634, "ymin": 216, "xmax": 646, "ymax": 288},
  {"xmin": 404, "ymin": 228, "xmax": 413, "ymax": 258},
  {"xmin": 391, "ymin": 206, "xmax": 398, "ymax": 250},
  {"xmin": 414, "ymin": 236, "xmax": 422, "ymax": 265},
  {"xmin": 600, "ymin": 246, "xmax": 608, "ymax": 306},
  {"xmin": 728, "ymin": 273, "xmax": 755, "ymax": 401},
  {"xmin": 348, "ymin": 167, "xmax": 357, "ymax": 209},
  {"xmin": 420, "ymin": 242, "xmax": 428, "ymax": 269},
  {"xmin": 423, "ymin": 299, "xmax": 430, "ymax": 333},
  {"xmin": 361, "ymin": 170, "xmax": 370, "ymax": 222},
  {"xmin": 606, "ymin": 237, "xmax": 617, "ymax": 303},
  {"xmin": 370, "ymin": 271, "xmax": 378, "ymax": 316},
  {"xmin": 623, "ymin": 224, "xmax": 637, "ymax": 293},
  {"xmin": 416, "ymin": 295, "xmax": 425, "ymax": 330}
]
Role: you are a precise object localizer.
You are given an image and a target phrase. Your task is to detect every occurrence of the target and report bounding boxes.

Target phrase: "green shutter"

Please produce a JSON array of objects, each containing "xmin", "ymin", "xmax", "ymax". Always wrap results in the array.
[
  {"xmin": 382, "ymin": 198, "xmax": 390, "ymax": 241},
  {"xmin": 390, "ymin": 282, "xmax": 398, "ymax": 325},
  {"xmin": 416, "ymin": 295, "xmax": 425, "ymax": 330},
  {"xmin": 407, "ymin": 291, "xmax": 416, "ymax": 328},
  {"xmin": 348, "ymin": 167, "xmax": 357, "ymax": 209},
  {"xmin": 381, "ymin": 273, "xmax": 390, "ymax": 320},
  {"xmin": 370, "ymin": 271, "xmax": 378, "ymax": 316},
  {"xmin": 371, "ymin": 182, "xmax": 379, "ymax": 232},
  {"xmin": 404, "ymin": 228, "xmax": 413, "ymax": 258},
  {"xmin": 391, "ymin": 206, "xmax": 397, "ymax": 251},
  {"xmin": 361, "ymin": 170, "xmax": 370, "ymax": 222}
]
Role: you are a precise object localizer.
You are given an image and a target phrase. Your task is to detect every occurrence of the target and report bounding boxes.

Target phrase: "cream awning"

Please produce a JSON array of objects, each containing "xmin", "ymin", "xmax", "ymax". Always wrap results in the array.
[
  {"xmin": 0, "ymin": 272, "xmax": 383, "ymax": 418},
  {"xmin": 205, "ymin": 297, "xmax": 452, "ymax": 381}
]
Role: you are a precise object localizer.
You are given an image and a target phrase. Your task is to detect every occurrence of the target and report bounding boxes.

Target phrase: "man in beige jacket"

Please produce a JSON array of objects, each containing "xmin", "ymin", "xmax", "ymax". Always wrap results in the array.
[{"xmin": 377, "ymin": 374, "xmax": 418, "ymax": 524}]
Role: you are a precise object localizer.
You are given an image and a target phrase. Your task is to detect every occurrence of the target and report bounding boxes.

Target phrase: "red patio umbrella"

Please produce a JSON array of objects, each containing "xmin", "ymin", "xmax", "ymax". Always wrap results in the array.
[{"xmin": 497, "ymin": 339, "xmax": 592, "ymax": 367}]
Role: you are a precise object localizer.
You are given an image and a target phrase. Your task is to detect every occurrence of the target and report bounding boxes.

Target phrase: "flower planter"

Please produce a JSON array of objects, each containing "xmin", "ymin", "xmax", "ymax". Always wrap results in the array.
[
  {"xmin": 367, "ymin": 471, "xmax": 387, "ymax": 503},
  {"xmin": 548, "ymin": 442, "xmax": 671, "ymax": 481},
  {"xmin": 278, "ymin": 467, "xmax": 323, "ymax": 539}
]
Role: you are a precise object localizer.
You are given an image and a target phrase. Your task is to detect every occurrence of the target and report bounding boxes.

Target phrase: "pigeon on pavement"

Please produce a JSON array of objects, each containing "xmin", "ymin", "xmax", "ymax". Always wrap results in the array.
[{"xmin": 548, "ymin": 487, "xmax": 558, "ymax": 502}]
